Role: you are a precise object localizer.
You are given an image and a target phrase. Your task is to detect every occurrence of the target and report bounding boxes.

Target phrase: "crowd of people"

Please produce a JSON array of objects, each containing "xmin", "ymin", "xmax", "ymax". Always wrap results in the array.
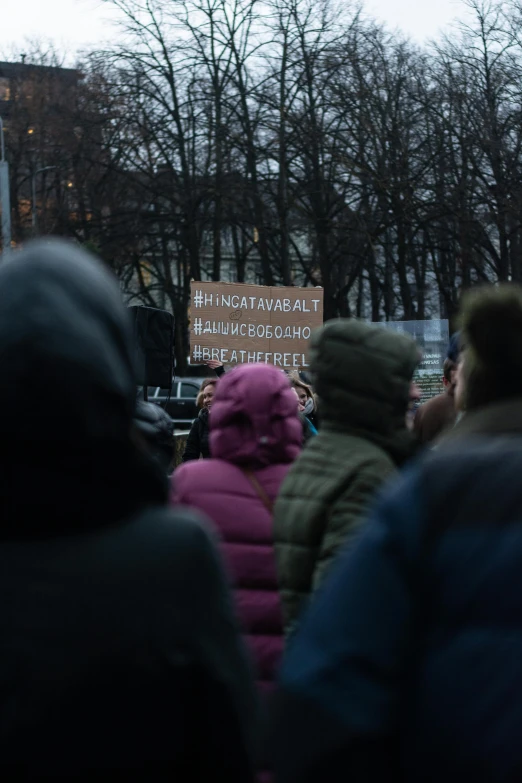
[{"xmin": 1, "ymin": 237, "xmax": 522, "ymax": 781}]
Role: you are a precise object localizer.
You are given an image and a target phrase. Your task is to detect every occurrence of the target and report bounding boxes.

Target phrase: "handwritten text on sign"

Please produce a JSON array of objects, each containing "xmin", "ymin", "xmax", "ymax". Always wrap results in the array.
[{"xmin": 190, "ymin": 281, "xmax": 324, "ymax": 367}]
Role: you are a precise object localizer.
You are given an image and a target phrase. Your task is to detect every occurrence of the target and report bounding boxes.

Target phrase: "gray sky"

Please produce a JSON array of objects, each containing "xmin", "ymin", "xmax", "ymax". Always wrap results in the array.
[
  {"xmin": 1, "ymin": 0, "xmax": 469, "ymax": 55},
  {"xmin": 366, "ymin": 0, "xmax": 469, "ymax": 41}
]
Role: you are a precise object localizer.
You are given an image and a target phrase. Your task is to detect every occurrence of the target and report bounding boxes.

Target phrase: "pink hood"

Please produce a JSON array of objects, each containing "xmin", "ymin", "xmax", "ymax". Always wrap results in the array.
[{"xmin": 210, "ymin": 363, "xmax": 302, "ymax": 467}]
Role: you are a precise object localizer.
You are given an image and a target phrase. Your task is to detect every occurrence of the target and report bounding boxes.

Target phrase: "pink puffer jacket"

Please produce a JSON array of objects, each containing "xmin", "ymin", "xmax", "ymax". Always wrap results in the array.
[{"xmin": 171, "ymin": 363, "xmax": 301, "ymax": 693}]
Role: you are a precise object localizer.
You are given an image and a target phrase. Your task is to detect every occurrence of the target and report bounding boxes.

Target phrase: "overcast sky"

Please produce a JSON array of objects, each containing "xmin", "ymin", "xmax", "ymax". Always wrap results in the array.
[{"xmin": 1, "ymin": 0, "xmax": 469, "ymax": 57}]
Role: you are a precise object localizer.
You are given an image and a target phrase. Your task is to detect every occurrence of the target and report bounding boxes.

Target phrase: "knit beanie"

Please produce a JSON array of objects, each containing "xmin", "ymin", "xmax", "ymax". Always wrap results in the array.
[{"xmin": 459, "ymin": 284, "xmax": 522, "ymax": 411}]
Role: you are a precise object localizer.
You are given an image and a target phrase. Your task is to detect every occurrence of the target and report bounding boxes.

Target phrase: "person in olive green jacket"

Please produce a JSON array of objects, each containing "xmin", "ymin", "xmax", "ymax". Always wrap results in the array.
[{"xmin": 273, "ymin": 318, "xmax": 419, "ymax": 635}]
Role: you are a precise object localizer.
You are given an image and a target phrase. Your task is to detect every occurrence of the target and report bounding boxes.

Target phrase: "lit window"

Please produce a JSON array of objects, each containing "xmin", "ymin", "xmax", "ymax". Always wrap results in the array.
[{"xmin": 0, "ymin": 78, "xmax": 10, "ymax": 101}]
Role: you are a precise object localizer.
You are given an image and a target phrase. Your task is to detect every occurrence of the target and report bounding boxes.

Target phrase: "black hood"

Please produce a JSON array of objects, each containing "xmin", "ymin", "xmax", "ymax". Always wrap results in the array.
[
  {"xmin": 0, "ymin": 239, "xmax": 136, "ymax": 442},
  {"xmin": 0, "ymin": 239, "xmax": 166, "ymax": 537}
]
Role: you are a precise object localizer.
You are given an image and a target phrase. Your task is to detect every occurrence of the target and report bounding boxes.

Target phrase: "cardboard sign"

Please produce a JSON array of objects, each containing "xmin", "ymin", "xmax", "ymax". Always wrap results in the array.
[
  {"xmin": 379, "ymin": 319, "xmax": 450, "ymax": 402},
  {"xmin": 190, "ymin": 281, "xmax": 324, "ymax": 368}
]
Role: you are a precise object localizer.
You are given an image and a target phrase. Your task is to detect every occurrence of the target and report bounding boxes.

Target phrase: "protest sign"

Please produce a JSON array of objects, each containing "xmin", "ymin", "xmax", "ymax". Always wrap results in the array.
[
  {"xmin": 190, "ymin": 281, "xmax": 323, "ymax": 368},
  {"xmin": 379, "ymin": 319, "xmax": 450, "ymax": 403}
]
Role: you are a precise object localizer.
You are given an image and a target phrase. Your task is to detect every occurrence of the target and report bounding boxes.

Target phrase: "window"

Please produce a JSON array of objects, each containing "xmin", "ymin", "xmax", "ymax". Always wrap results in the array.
[
  {"xmin": 180, "ymin": 383, "xmax": 199, "ymax": 398},
  {"xmin": 158, "ymin": 380, "xmax": 176, "ymax": 397},
  {"xmin": 0, "ymin": 78, "xmax": 10, "ymax": 101}
]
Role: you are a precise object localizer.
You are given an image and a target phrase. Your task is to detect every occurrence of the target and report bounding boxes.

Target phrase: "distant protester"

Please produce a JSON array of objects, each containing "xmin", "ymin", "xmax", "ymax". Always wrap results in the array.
[
  {"xmin": 274, "ymin": 319, "xmax": 419, "ymax": 634},
  {"xmin": 414, "ymin": 357, "xmax": 458, "ymax": 444},
  {"xmin": 289, "ymin": 375, "xmax": 318, "ymax": 429},
  {"xmin": 291, "ymin": 386, "xmax": 317, "ymax": 443},
  {"xmin": 206, "ymin": 359, "xmax": 226, "ymax": 377},
  {"xmin": 0, "ymin": 239, "xmax": 256, "ymax": 782},
  {"xmin": 271, "ymin": 284, "xmax": 522, "ymax": 783},
  {"xmin": 454, "ymin": 353, "xmax": 466, "ymax": 414},
  {"xmin": 446, "ymin": 330, "xmax": 461, "ymax": 363},
  {"xmin": 182, "ymin": 377, "xmax": 217, "ymax": 461},
  {"xmin": 406, "ymin": 381, "xmax": 422, "ymax": 431}
]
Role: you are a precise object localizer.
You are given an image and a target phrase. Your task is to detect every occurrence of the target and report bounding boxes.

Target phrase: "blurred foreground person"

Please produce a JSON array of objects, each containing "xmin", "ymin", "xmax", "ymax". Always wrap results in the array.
[
  {"xmin": 0, "ymin": 240, "xmax": 255, "ymax": 781},
  {"xmin": 173, "ymin": 364, "xmax": 301, "ymax": 696},
  {"xmin": 182, "ymin": 377, "xmax": 217, "ymax": 461},
  {"xmin": 271, "ymin": 284, "xmax": 522, "ymax": 783},
  {"xmin": 274, "ymin": 319, "xmax": 419, "ymax": 634},
  {"xmin": 173, "ymin": 364, "xmax": 301, "ymax": 780}
]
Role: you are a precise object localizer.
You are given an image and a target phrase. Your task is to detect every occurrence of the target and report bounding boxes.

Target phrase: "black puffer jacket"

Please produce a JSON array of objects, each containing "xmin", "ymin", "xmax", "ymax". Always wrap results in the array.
[
  {"xmin": 183, "ymin": 406, "xmax": 211, "ymax": 461},
  {"xmin": 0, "ymin": 240, "xmax": 256, "ymax": 781},
  {"xmin": 134, "ymin": 400, "xmax": 175, "ymax": 473}
]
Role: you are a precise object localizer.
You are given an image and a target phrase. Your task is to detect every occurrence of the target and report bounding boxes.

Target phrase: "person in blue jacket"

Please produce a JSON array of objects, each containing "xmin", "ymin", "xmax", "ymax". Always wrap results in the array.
[{"xmin": 271, "ymin": 283, "xmax": 522, "ymax": 783}]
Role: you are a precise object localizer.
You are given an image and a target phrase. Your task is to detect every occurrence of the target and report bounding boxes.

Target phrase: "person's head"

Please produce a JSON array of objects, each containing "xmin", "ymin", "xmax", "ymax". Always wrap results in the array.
[
  {"xmin": 454, "ymin": 356, "xmax": 466, "ymax": 412},
  {"xmin": 0, "ymin": 238, "xmax": 165, "ymax": 533},
  {"xmin": 443, "ymin": 358, "xmax": 457, "ymax": 391},
  {"xmin": 409, "ymin": 381, "xmax": 421, "ymax": 404},
  {"xmin": 406, "ymin": 381, "xmax": 422, "ymax": 430},
  {"xmin": 197, "ymin": 378, "xmax": 217, "ymax": 410},
  {"xmin": 458, "ymin": 284, "xmax": 522, "ymax": 412},
  {"xmin": 210, "ymin": 363, "xmax": 302, "ymax": 467},
  {"xmin": 0, "ymin": 239, "xmax": 136, "ymax": 445},
  {"xmin": 290, "ymin": 376, "xmax": 315, "ymax": 415},
  {"xmin": 446, "ymin": 331, "xmax": 461, "ymax": 364},
  {"xmin": 310, "ymin": 319, "xmax": 419, "ymax": 436},
  {"xmin": 291, "ymin": 386, "xmax": 305, "ymax": 413}
]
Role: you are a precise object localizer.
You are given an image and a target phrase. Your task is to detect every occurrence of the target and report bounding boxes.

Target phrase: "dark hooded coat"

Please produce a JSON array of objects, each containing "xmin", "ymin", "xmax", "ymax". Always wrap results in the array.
[{"xmin": 0, "ymin": 240, "xmax": 255, "ymax": 781}]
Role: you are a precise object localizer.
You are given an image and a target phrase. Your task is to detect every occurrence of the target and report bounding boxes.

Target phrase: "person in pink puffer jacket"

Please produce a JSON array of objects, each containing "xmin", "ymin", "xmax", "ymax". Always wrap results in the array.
[{"xmin": 171, "ymin": 363, "xmax": 302, "ymax": 695}]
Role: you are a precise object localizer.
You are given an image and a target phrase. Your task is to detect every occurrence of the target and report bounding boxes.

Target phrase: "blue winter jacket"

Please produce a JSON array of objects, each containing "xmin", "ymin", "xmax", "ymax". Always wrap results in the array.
[{"xmin": 272, "ymin": 399, "xmax": 522, "ymax": 783}]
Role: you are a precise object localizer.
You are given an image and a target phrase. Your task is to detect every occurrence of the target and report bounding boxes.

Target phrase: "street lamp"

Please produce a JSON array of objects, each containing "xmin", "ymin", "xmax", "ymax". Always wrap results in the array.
[
  {"xmin": 32, "ymin": 165, "xmax": 57, "ymax": 234},
  {"xmin": 0, "ymin": 116, "xmax": 11, "ymax": 254},
  {"xmin": 0, "ymin": 116, "xmax": 5, "ymax": 162}
]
